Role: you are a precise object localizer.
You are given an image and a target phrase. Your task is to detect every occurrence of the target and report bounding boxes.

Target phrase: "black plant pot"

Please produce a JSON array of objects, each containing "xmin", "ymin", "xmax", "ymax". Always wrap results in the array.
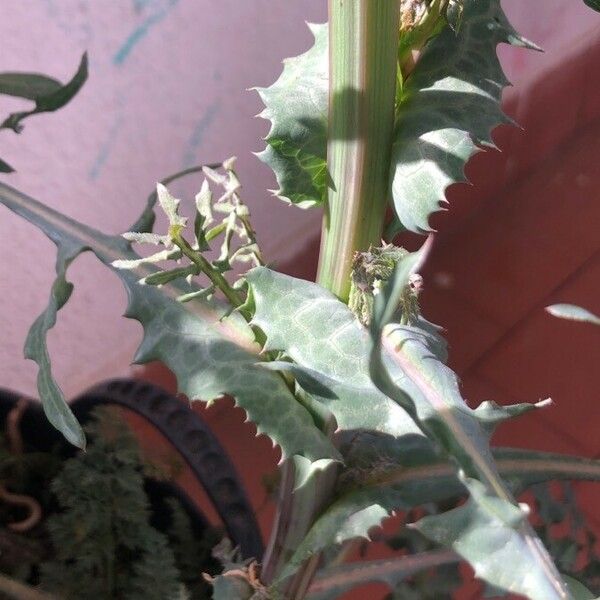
[{"xmin": 0, "ymin": 378, "xmax": 263, "ymax": 560}]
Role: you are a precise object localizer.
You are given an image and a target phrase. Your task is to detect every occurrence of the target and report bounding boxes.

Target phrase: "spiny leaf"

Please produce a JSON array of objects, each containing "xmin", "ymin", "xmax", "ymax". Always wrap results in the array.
[
  {"xmin": 370, "ymin": 243, "xmax": 518, "ymax": 487},
  {"xmin": 247, "ymin": 263, "xmax": 569, "ymax": 590},
  {"xmin": 370, "ymin": 248, "xmax": 569, "ymax": 598},
  {"xmin": 0, "ymin": 181, "xmax": 338, "ymax": 464},
  {"xmin": 255, "ymin": 0, "xmax": 539, "ymax": 231},
  {"xmin": 546, "ymin": 304, "xmax": 600, "ymax": 326},
  {"xmin": 247, "ymin": 266, "xmax": 425, "ymax": 438},
  {"xmin": 390, "ymin": 0, "xmax": 539, "ymax": 232},
  {"xmin": 306, "ymin": 550, "xmax": 459, "ymax": 600},
  {"xmin": 252, "ymin": 248, "xmax": 569, "ymax": 595},
  {"xmin": 247, "ymin": 265, "xmax": 442, "ymax": 582},
  {"xmin": 255, "ymin": 23, "xmax": 329, "ymax": 208},
  {"xmin": 278, "ymin": 469, "xmax": 463, "ymax": 582},
  {"xmin": 282, "ymin": 448, "xmax": 600, "ymax": 583},
  {"xmin": 412, "ymin": 477, "xmax": 568, "ymax": 600},
  {"xmin": 473, "ymin": 399, "xmax": 552, "ymax": 436}
]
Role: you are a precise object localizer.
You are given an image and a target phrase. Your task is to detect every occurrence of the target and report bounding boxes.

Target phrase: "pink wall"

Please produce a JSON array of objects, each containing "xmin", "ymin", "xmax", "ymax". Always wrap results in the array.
[{"xmin": 0, "ymin": 0, "xmax": 597, "ymax": 398}]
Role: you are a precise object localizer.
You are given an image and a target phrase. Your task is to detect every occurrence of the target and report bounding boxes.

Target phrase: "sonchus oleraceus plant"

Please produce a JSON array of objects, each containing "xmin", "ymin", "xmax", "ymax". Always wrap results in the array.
[{"xmin": 1, "ymin": 1, "xmax": 600, "ymax": 599}]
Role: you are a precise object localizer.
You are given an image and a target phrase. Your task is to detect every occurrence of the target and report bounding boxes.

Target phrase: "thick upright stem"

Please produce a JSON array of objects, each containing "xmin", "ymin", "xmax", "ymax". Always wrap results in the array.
[
  {"xmin": 316, "ymin": 0, "xmax": 400, "ymax": 299},
  {"xmin": 262, "ymin": 3, "xmax": 401, "ymax": 598}
]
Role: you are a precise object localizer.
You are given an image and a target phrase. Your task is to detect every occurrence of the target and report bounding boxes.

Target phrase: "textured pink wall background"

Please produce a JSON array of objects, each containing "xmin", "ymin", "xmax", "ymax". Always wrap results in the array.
[{"xmin": 0, "ymin": 0, "xmax": 596, "ymax": 398}]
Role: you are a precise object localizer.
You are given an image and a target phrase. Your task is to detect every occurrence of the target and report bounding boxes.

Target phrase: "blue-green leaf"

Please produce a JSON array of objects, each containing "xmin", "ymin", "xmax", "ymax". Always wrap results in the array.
[
  {"xmin": 369, "ymin": 247, "xmax": 569, "ymax": 598},
  {"xmin": 247, "ymin": 266, "xmax": 426, "ymax": 438},
  {"xmin": 280, "ymin": 448, "xmax": 600, "ymax": 583},
  {"xmin": 247, "ymin": 262, "xmax": 573, "ymax": 594},
  {"xmin": 413, "ymin": 478, "xmax": 568, "ymax": 600},
  {"xmin": 255, "ymin": 0, "xmax": 542, "ymax": 231},
  {"xmin": 390, "ymin": 0, "xmax": 539, "ymax": 232}
]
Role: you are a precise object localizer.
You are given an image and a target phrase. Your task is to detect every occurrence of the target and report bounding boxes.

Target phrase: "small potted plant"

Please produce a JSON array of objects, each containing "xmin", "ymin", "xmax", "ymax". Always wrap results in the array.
[
  {"xmin": 1, "ymin": 1, "xmax": 600, "ymax": 599},
  {"xmin": 0, "ymin": 378, "xmax": 267, "ymax": 598}
]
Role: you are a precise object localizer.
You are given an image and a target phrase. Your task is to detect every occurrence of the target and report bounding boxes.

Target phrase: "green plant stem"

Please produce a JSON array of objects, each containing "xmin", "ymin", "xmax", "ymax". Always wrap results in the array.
[
  {"xmin": 268, "ymin": 4, "xmax": 401, "ymax": 597},
  {"xmin": 171, "ymin": 232, "xmax": 244, "ymax": 308},
  {"xmin": 205, "ymin": 222, "xmax": 227, "ymax": 242},
  {"xmin": 316, "ymin": 0, "xmax": 400, "ymax": 300}
]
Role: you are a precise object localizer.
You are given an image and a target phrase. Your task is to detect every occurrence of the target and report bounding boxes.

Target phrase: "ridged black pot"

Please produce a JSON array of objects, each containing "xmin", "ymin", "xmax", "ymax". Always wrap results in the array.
[{"xmin": 0, "ymin": 378, "xmax": 263, "ymax": 560}]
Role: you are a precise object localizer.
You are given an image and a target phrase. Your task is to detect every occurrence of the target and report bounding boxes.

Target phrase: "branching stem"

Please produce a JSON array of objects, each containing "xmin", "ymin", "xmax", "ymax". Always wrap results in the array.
[
  {"xmin": 171, "ymin": 232, "xmax": 244, "ymax": 308},
  {"xmin": 316, "ymin": 0, "xmax": 400, "ymax": 300}
]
